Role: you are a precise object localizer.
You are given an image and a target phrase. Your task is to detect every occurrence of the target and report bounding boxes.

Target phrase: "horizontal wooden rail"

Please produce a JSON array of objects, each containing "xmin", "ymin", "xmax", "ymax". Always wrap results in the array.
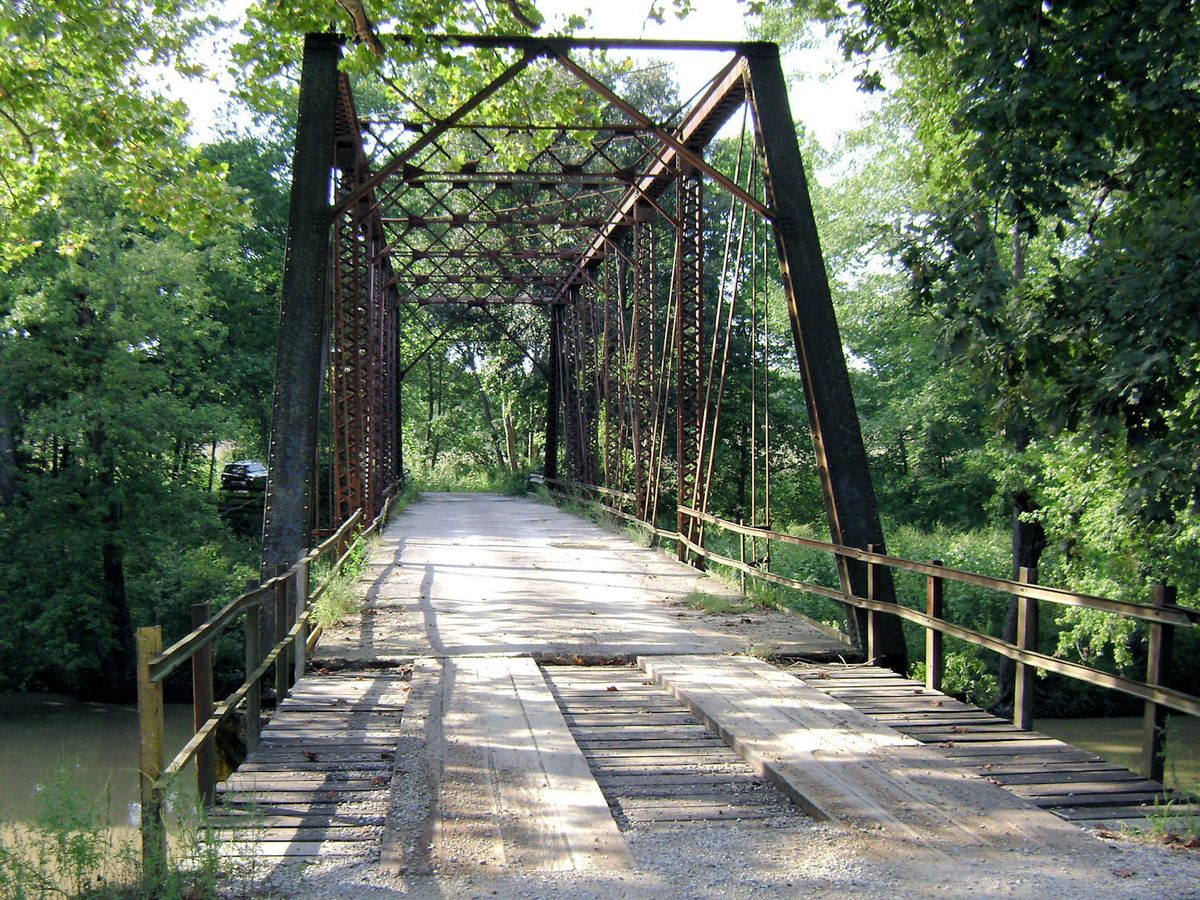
[
  {"xmin": 678, "ymin": 533, "xmax": 1200, "ymax": 718},
  {"xmin": 148, "ymin": 510, "xmax": 363, "ymax": 684},
  {"xmin": 680, "ymin": 506, "xmax": 1198, "ymax": 627},
  {"xmin": 541, "ymin": 478, "xmax": 675, "ymax": 540},
  {"xmin": 675, "ymin": 510, "xmax": 1200, "ymax": 720},
  {"xmin": 542, "ymin": 476, "xmax": 636, "ymax": 504},
  {"xmin": 137, "ymin": 488, "xmax": 403, "ymax": 871},
  {"xmin": 161, "ymin": 605, "xmax": 310, "ymax": 781}
]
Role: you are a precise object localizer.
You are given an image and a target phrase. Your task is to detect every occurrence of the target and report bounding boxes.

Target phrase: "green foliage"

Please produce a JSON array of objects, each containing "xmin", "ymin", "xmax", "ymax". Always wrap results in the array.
[
  {"xmin": 910, "ymin": 650, "xmax": 998, "ymax": 709},
  {"xmin": 753, "ymin": 0, "xmax": 1200, "ymax": 709},
  {"xmin": 0, "ymin": 2, "xmax": 247, "ymax": 269},
  {"xmin": 0, "ymin": 763, "xmax": 228, "ymax": 899},
  {"xmin": 0, "ymin": 172, "xmax": 260, "ymax": 699},
  {"xmin": 683, "ymin": 590, "xmax": 771, "ymax": 616}
]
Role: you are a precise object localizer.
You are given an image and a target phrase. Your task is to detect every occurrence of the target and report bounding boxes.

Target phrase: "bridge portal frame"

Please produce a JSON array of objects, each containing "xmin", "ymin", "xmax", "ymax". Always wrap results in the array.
[{"xmin": 262, "ymin": 32, "xmax": 907, "ymax": 669}]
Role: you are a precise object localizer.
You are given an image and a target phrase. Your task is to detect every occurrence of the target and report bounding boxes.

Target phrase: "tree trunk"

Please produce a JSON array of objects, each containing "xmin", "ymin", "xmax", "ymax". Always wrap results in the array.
[
  {"xmin": 472, "ymin": 370, "xmax": 506, "ymax": 469},
  {"xmin": 88, "ymin": 429, "xmax": 137, "ymax": 702},
  {"xmin": 992, "ymin": 486, "xmax": 1045, "ymax": 717},
  {"xmin": 207, "ymin": 437, "xmax": 218, "ymax": 492},
  {"xmin": 992, "ymin": 227, "xmax": 1044, "ymax": 718},
  {"xmin": 0, "ymin": 406, "xmax": 17, "ymax": 506},
  {"xmin": 503, "ymin": 404, "xmax": 520, "ymax": 472}
]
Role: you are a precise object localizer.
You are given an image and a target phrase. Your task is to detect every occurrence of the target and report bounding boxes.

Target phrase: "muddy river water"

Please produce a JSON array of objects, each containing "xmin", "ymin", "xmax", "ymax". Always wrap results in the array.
[{"xmin": 0, "ymin": 693, "xmax": 196, "ymax": 827}]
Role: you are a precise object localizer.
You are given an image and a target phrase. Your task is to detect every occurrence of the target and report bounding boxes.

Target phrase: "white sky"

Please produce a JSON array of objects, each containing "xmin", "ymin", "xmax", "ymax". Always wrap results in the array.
[{"xmin": 161, "ymin": 0, "xmax": 875, "ymax": 156}]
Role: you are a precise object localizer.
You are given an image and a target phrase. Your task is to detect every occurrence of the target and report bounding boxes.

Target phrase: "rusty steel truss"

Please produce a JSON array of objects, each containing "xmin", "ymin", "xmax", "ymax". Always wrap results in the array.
[{"xmin": 260, "ymin": 33, "xmax": 908, "ymax": 668}]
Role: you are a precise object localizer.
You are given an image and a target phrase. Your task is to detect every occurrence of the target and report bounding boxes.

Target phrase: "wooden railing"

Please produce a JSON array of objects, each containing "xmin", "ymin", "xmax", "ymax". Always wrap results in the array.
[
  {"xmin": 541, "ymin": 477, "xmax": 1199, "ymax": 787},
  {"xmin": 134, "ymin": 493, "xmax": 397, "ymax": 869}
]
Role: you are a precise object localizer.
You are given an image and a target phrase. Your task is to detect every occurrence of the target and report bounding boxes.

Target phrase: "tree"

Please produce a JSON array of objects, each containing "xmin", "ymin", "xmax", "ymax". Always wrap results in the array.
[
  {"xmin": 757, "ymin": 0, "xmax": 1200, "ymax": 695},
  {"xmin": 0, "ymin": 175, "xmax": 244, "ymax": 699},
  {"xmin": 0, "ymin": 1, "xmax": 243, "ymax": 268}
]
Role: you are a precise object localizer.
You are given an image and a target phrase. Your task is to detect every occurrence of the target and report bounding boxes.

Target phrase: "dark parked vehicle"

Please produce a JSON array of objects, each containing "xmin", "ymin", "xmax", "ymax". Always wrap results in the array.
[{"xmin": 221, "ymin": 460, "xmax": 267, "ymax": 492}]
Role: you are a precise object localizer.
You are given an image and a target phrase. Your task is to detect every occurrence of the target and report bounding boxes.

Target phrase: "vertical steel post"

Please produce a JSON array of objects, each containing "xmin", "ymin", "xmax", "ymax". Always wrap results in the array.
[
  {"xmin": 544, "ymin": 303, "xmax": 561, "ymax": 481},
  {"xmin": 745, "ymin": 44, "xmax": 907, "ymax": 672},
  {"xmin": 675, "ymin": 164, "xmax": 703, "ymax": 564},
  {"xmin": 561, "ymin": 290, "xmax": 584, "ymax": 481},
  {"xmin": 631, "ymin": 205, "xmax": 655, "ymax": 521},
  {"xmin": 261, "ymin": 34, "xmax": 341, "ymax": 648}
]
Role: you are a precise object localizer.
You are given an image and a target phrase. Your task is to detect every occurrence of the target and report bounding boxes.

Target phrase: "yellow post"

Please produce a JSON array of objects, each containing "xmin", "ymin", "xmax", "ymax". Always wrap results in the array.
[
  {"xmin": 294, "ymin": 559, "xmax": 309, "ymax": 683},
  {"xmin": 136, "ymin": 626, "xmax": 166, "ymax": 879}
]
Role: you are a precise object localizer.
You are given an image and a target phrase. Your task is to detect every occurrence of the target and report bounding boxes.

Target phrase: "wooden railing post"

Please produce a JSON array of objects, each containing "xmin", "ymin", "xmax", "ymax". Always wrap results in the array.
[
  {"xmin": 274, "ymin": 564, "xmax": 290, "ymax": 701},
  {"xmin": 1014, "ymin": 566, "xmax": 1038, "ymax": 730},
  {"xmin": 294, "ymin": 559, "xmax": 309, "ymax": 683},
  {"xmin": 136, "ymin": 626, "xmax": 166, "ymax": 878},
  {"xmin": 866, "ymin": 545, "xmax": 881, "ymax": 663},
  {"xmin": 244, "ymin": 582, "xmax": 261, "ymax": 752},
  {"xmin": 1142, "ymin": 582, "xmax": 1176, "ymax": 783},
  {"xmin": 926, "ymin": 560, "xmax": 944, "ymax": 692},
  {"xmin": 738, "ymin": 521, "xmax": 747, "ymax": 594},
  {"xmin": 190, "ymin": 603, "xmax": 215, "ymax": 806}
]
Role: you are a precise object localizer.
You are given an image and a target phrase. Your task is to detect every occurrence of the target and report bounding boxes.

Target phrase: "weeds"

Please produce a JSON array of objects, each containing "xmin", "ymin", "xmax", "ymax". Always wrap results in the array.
[
  {"xmin": 1139, "ymin": 795, "xmax": 1200, "ymax": 845},
  {"xmin": 683, "ymin": 590, "xmax": 771, "ymax": 616},
  {"xmin": 0, "ymin": 764, "xmax": 239, "ymax": 899},
  {"xmin": 308, "ymin": 532, "xmax": 377, "ymax": 631}
]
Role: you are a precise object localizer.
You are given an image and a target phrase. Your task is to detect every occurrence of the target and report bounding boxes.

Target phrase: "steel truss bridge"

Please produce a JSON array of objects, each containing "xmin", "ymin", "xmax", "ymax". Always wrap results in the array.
[
  {"xmin": 259, "ymin": 32, "xmax": 908, "ymax": 665},
  {"xmin": 128, "ymin": 35, "xmax": 1200, "ymax": 873}
]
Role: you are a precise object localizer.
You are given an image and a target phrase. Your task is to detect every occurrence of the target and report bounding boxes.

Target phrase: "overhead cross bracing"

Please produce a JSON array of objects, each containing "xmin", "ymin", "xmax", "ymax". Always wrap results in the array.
[
  {"xmin": 342, "ymin": 41, "xmax": 757, "ymax": 310},
  {"xmin": 261, "ymin": 32, "xmax": 910, "ymax": 667}
]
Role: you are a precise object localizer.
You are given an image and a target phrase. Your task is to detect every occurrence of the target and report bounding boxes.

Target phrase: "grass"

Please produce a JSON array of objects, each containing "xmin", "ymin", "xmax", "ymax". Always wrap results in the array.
[
  {"xmin": 406, "ymin": 466, "xmax": 532, "ymax": 496},
  {"xmin": 682, "ymin": 589, "xmax": 773, "ymax": 616},
  {"xmin": 308, "ymin": 532, "xmax": 377, "ymax": 631},
  {"xmin": 0, "ymin": 764, "xmax": 246, "ymax": 899},
  {"xmin": 1138, "ymin": 796, "xmax": 1200, "ymax": 846}
]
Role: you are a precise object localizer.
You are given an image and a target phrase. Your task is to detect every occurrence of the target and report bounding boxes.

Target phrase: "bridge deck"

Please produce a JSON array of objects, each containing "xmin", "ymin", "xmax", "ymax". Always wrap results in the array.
[{"xmin": 214, "ymin": 493, "xmax": 1198, "ymax": 894}]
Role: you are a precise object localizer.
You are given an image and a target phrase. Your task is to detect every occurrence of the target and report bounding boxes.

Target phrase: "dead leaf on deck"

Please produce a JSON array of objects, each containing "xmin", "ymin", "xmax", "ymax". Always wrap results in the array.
[
  {"xmin": 951, "ymin": 725, "xmax": 968, "ymax": 733},
  {"xmin": 303, "ymin": 750, "xmax": 318, "ymax": 761},
  {"xmin": 606, "ymin": 685, "xmax": 619, "ymax": 692},
  {"xmin": 1112, "ymin": 868, "xmax": 1135, "ymax": 878},
  {"xmin": 929, "ymin": 699, "xmax": 944, "ymax": 707},
  {"xmin": 371, "ymin": 775, "xmax": 388, "ymax": 786}
]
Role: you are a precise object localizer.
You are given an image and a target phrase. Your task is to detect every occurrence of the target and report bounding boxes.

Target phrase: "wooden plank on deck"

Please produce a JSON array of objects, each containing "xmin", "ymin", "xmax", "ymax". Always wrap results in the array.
[
  {"xmin": 642, "ymin": 654, "xmax": 1100, "ymax": 855},
  {"xmin": 380, "ymin": 656, "xmax": 631, "ymax": 875}
]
